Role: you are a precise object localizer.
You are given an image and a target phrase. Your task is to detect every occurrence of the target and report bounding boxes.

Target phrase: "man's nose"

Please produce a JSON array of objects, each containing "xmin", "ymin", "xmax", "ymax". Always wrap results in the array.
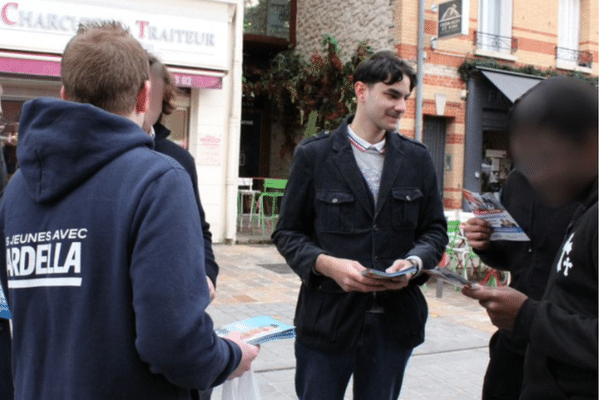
[{"xmin": 395, "ymin": 98, "xmax": 406, "ymax": 112}]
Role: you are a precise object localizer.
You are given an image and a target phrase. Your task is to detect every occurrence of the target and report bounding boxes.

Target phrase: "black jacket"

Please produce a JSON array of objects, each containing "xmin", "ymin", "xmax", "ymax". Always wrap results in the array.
[
  {"xmin": 272, "ymin": 117, "xmax": 447, "ymax": 352},
  {"xmin": 514, "ymin": 181, "xmax": 598, "ymax": 400},
  {"xmin": 153, "ymin": 123, "xmax": 218, "ymax": 286}
]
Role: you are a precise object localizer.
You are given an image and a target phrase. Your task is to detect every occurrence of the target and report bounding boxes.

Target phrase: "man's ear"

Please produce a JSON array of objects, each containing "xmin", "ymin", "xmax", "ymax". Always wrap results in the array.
[
  {"xmin": 60, "ymin": 86, "xmax": 67, "ymax": 100},
  {"xmin": 136, "ymin": 80, "xmax": 150, "ymax": 114},
  {"xmin": 354, "ymin": 81, "xmax": 367, "ymax": 103}
]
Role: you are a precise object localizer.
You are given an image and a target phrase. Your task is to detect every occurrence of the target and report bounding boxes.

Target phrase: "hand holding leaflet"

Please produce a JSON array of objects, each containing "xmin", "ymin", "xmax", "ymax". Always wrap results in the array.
[
  {"xmin": 361, "ymin": 265, "xmax": 417, "ymax": 280},
  {"xmin": 462, "ymin": 189, "xmax": 529, "ymax": 241}
]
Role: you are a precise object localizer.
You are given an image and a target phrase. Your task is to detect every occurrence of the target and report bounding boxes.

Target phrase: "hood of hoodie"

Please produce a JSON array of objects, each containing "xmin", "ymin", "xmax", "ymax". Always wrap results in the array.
[{"xmin": 17, "ymin": 97, "xmax": 153, "ymax": 204}]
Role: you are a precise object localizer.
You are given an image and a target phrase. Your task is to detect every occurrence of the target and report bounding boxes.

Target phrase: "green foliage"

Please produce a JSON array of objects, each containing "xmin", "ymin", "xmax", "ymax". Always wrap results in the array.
[
  {"xmin": 243, "ymin": 35, "xmax": 374, "ymax": 155},
  {"xmin": 458, "ymin": 58, "xmax": 598, "ymax": 85}
]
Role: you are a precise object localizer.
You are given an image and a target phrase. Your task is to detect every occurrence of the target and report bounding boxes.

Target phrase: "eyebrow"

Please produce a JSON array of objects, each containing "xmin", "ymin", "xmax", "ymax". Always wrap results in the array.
[{"xmin": 385, "ymin": 88, "xmax": 410, "ymax": 98}]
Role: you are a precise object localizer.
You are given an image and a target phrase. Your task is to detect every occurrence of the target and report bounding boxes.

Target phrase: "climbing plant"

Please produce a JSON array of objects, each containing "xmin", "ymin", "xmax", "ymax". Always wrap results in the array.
[{"xmin": 243, "ymin": 35, "xmax": 374, "ymax": 158}]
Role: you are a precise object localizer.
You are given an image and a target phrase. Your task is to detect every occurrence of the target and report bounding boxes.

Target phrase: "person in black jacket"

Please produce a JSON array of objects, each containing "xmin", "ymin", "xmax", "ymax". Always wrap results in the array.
[
  {"xmin": 463, "ymin": 169, "xmax": 578, "ymax": 400},
  {"xmin": 143, "ymin": 54, "xmax": 220, "ymax": 400},
  {"xmin": 143, "ymin": 54, "xmax": 219, "ymax": 302},
  {"xmin": 463, "ymin": 76, "xmax": 598, "ymax": 400},
  {"xmin": 272, "ymin": 51, "xmax": 447, "ymax": 400}
]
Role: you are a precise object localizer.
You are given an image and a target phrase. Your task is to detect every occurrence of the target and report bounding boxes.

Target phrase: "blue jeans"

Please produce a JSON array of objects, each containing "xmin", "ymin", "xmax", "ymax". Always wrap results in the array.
[{"xmin": 295, "ymin": 313, "xmax": 413, "ymax": 400}]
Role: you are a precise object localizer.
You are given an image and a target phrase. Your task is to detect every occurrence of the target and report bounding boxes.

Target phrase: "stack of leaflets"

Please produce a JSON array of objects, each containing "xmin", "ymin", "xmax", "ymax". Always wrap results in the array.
[
  {"xmin": 215, "ymin": 315, "xmax": 295, "ymax": 345},
  {"xmin": 423, "ymin": 267, "xmax": 479, "ymax": 288},
  {"xmin": 361, "ymin": 265, "xmax": 417, "ymax": 279},
  {"xmin": 0, "ymin": 287, "xmax": 11, "ymax": 320},
  {"xmin": 463, "ymin": 189, "xmax": 529, "ymax": 241}
]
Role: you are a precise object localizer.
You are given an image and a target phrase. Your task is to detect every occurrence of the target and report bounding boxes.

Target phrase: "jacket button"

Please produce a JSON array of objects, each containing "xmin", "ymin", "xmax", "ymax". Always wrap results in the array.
[
  {"xmin": 332, "ymin": 198, "xmax": 338, "ymax": 203},
  {"xmin": 406, "ymin": 195, "xmax": 410, "ymax": 200},
  {"xmin": 373, "ymin": 224, "xmax": 378, "ymax": 231}
]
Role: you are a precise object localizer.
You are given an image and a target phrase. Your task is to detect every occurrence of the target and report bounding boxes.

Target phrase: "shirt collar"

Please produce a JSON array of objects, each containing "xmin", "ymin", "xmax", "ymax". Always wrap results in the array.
[{"xmin": 347, "ymin": 125, "xmax": 386, "ymax": 154}]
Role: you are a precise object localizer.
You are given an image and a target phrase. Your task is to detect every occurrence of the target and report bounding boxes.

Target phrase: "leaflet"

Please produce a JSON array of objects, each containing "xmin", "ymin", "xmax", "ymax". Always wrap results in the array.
[
  {"xmin": 215, "ymin": 315, "xmax": 295, "ymax": 345},
  {"xmin": 423, "ymin": 267, "xmax": 478, "ymax": 288},
  {"xmin": 0, "ymin": 287, "xmax": 11, "ymax": 320},
  {"xmin": 463, "ymin": 189, "xmax": 529, "ymax": 241},
  {"xmin": 361, "ymin": 265, "xmax": 417, "ymax": 279}
]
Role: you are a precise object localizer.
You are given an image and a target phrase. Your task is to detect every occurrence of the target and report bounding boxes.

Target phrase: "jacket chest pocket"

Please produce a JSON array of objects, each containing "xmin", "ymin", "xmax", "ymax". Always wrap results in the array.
[
  {"xmin": 392, "ymin": 188, "xmax": 422, "ymax": 230},
  {"xmin": 315, "ymin": 191, "xmax": 355, "ymax": 233}
]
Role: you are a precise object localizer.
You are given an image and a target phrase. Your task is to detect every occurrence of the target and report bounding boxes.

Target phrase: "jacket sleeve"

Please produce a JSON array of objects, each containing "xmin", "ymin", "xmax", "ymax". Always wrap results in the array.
[
  {"xmin": 513, "ymin": 298, "xmax": 598, "ymax": 369},
  {"xmin": 194, "ymin": 176, "xmax": 219, "ymax": 287},
  {"xmin": 405, "ymin": 149, "xmax": 448, "ymax": 271},
  {"xmin": 129, "ymin": 168, "xmax": 240, "ymax": 390},
  {"xmin": 474, "ymin": 245, "xmax": 510, "ymax": 271},
  {"xmin": 272, "ymin": 146, "xmax": 326, "ymax": 288}
]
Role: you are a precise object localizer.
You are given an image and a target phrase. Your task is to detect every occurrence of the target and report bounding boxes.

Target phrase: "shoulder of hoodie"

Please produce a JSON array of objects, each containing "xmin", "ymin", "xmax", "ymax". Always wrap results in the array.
[{"xmin": 118, "ymin": 145, "xmax": 190, "ymax": 182}]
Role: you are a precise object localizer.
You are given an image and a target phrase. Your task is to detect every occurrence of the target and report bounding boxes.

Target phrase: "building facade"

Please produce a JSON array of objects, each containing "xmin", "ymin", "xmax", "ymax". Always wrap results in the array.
[
  {"xmin": 395, "ymin": 0, "xmax": 598, "ymax": 209},
  {"xmin": 250, "ymin": 0, "xmax": 597, "ymax": 213},
  {"xmin": 0, "ymin": 0, "xmax": 244, "ymax": 242}
]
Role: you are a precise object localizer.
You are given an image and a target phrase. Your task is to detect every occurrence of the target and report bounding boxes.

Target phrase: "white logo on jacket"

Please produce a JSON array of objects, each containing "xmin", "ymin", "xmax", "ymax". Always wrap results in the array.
[
  {"xmin": 557, "ymin": 233, "xmax": 575, "ymax": 277},
  {"xmin": 5, "ymin": 228, "xmax": 87, "ymax": 288}
]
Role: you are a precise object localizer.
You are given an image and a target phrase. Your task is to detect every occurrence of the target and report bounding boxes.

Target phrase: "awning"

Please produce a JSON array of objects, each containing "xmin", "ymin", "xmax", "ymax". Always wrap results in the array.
[
  {"xmin": 479, "ymin": 68, "xmax": 544, "ymax": 103},
  {"xmin": 0, "ymin": 52, "xmax": 224, "ymax": 90}
]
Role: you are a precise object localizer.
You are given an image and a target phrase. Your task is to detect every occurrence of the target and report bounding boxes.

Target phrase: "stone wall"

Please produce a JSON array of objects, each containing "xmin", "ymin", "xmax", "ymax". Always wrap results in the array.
[{"xmin": 295, "ymin": 0, "xmax": 396, "ymax": 61}]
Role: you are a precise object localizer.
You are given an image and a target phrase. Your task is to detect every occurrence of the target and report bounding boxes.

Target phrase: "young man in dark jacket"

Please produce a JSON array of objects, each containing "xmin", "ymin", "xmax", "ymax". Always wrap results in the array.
[
  {"xmin": 0, "ymin": 22, "xmax": 258, "ymax": 400},
  {"xmin": 144, "ymin": 54, "xmax": 219, "ymax": 303},
  {"xmin": 463, "ymin": 169, "xmax": 578, "ymax": 400},
  {"xmin": 463, "ymin": 76, "xmax": 598, "ymax": 400},
  {"xmin": 143, "ymin": 53, "xmax": 220, "ymax": 400},
  {"xmin": 272, "ymin": 51, "xmax": 447, "ymax": 400}
]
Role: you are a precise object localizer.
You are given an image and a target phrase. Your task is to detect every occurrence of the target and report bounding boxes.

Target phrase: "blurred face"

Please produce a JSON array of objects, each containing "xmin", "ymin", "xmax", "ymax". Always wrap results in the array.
[
  {"xmin": 510, "ymin": 128, "xmax": 598, "ymax": 207},
  {"xmin": 142, "ymin": 64, "xmax": 165, "ymax": 133},
  {"xmin": 357, "ymin": 76, "xmax": 412, "ymax": 132}
]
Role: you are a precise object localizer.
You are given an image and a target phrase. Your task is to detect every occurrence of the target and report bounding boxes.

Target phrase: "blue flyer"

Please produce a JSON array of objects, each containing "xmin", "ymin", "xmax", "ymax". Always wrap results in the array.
[
  {"xmin": 0, "ymin": 286, "xmax": 11, "ymax": 320},
  {"xmin": 215, "ymin": 315, "xmax": 295, "ymax": 345}
]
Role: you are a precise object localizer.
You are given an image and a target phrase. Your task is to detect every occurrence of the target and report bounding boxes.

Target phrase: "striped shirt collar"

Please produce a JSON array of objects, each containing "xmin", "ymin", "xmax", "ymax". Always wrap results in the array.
[{"xmin": 347, "ymin": 125, "xmax": 386, "ymax": 154}]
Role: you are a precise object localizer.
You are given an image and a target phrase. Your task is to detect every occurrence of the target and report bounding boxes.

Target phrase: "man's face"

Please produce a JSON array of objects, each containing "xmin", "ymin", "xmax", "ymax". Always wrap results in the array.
[
  {"xmin": 142, "ymin": 65, "xmax": 165, "ymax": 133},
  {"xmin": 510, "ymin": 128, "xmax": 598, "ymax": 207},
  {"xmin": 361, "ymin": 77, "xmax": 411, "ymax": 132}
]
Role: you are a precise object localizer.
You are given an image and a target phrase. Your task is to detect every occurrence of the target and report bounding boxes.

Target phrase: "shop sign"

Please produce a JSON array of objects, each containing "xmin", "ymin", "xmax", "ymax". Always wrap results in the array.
[
  {"xmin": 0, "ymin": 0, "xmax": 230, "ymax": 70},
  {"xmin": 437, "ymin": 0, "xmax": 469, "ymax": 39}
]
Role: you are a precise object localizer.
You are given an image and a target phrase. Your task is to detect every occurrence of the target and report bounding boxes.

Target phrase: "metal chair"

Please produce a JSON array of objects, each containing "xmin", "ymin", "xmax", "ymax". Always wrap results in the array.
[
  {"xmin": 253, "ymin": 179, "xmax": 287, "ymax": 237},
  {"xmin": 237, "ymin": 178, "xmax": 259, "ymax": 231}
]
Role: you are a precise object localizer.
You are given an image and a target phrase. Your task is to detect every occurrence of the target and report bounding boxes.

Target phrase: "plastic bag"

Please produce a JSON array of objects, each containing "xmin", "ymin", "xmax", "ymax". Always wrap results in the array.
[{"xmin": 222, "ymin": 370, "xmax": 262, "ymax": 400}]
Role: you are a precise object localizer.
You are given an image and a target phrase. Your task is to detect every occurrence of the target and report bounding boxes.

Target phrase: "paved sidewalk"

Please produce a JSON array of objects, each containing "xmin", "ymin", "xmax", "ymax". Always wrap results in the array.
[{"xmin": 207, "ymin": 244, "xmax": 495, "ymax": 400}]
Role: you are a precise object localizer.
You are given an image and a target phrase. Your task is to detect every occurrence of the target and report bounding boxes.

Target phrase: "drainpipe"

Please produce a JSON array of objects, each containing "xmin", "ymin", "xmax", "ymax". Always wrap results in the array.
[
  {"xmin": 224, "ymin": 0, "xmax": 244, "ymax": 243},
  {"xmin": 415, "ymin": 0, "xmax": 425, "ymax": 142}
]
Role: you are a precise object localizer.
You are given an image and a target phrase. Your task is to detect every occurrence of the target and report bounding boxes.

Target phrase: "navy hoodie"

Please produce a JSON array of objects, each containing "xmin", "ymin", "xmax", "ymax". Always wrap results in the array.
[{"xmin": 0, "ymin": 98, "xmax": 241, "ymax": 400}]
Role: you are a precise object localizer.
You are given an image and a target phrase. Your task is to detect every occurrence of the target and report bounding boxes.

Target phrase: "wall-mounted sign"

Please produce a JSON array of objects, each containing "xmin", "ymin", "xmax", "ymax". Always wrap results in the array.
[
  {"xmin": 0, "ymin": 0, "xmax": 230, "ymax": 70},
  {"xmin": 437, "ymin": 0, "xmax": 469, "ymax": 39}
]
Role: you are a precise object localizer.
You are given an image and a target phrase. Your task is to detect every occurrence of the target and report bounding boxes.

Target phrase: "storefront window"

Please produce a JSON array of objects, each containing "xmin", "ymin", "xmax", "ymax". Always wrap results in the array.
[{"xmin": 244, "ymin": 0, "xmax": 291, "ymax": 41}]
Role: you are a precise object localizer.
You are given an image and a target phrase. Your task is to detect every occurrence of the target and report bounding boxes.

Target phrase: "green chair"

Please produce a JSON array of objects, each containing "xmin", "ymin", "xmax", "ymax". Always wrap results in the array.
[
  {"xmin": 444, "ymin": 220, "xmax": 470, "ymax": 284},
  {"xmin": 253, "ymin": 179, "xmax": 287, "ymax": 237}
]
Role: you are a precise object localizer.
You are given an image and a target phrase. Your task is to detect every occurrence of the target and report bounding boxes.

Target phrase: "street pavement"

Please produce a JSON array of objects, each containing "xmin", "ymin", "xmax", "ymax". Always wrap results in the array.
[{"xmin": 207, "ymin": 244, "xmax": 496, "ymax": 400}]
